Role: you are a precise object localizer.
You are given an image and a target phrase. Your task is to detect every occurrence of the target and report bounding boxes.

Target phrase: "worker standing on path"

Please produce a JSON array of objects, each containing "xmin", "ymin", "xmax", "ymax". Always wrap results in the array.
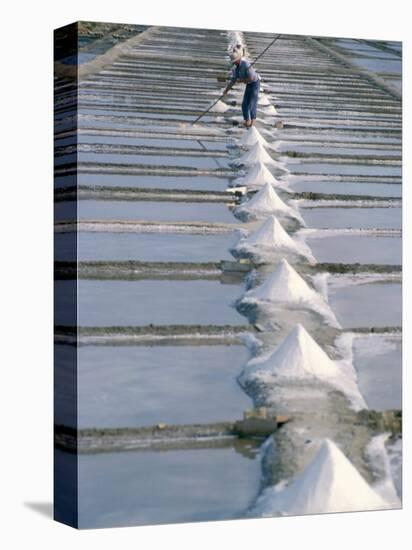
[{"xmin": 223, "ymin": 46, "xmax": 261, "ymax": 128}]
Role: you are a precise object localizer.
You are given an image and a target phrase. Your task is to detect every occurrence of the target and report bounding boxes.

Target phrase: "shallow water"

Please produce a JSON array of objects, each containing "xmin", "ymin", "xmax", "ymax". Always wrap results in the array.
[
  {"xmin": 301, "ymin": 207, "xmax": 401, "ymax": 230},
  {"xmin": 277, "ymin": 143, "xmax": 401, "ymax": 157},
  {"xmin": 55, "ymin": 231, "xmax": 236, "ymax": 262},
  {"xmin": 78, "ymin": 133, "xmax": 230, "ymax": 150},
  {"xmin": 286, "ymin": 179, "xmax": 401, "ymax": 197},
  {"xmin": 55, "ymin": 200, "xmax": 237, "ymax": 224},
  {"xmin": 77, "ymin": 344, "xmax": 251, "ymax": 427},
  {"xmin": 329, "ymin": 282, "xmax": 401, "ymax": 328},
  {"xmin": 328, "ymin": 38, "xmax": 401, "ymax": 89},
  {"xmin": 332, "ymin": 39, "xmax": 384, "ymax": 53},
  {"xmin": 387, "ymin": 78, "xmax": 402, "ymax": 91},
  {"xmin": 77, "ymin": 442, "xmax": 262, "ymax": 528},
  {"xmin": 276, "ymin": 132, "xmax": 401, "ymax": 146},
  {"xmin": 79, "ymin": 151, "xmax": 230, "ymax": 170},
  {"xmin": 307, "ymin": 235, "xmax": 401, "ymax": 265},
  {"xmin": 78, "ymin": 173, "xmax": 233, "ymax": 191},
  {"xmin": 79, "ymin": 108, "xmax": 201, "ymax": 122},
  {"xmin": 353, "ymin": 335, "xmax": 402, "ymax": 410},
  {"xmin": 69, "ymin": 279, "xmax": 245, "ymax": 326},
  {"xmin": 291, "ymin": 162, "xmax": 401, "ymax": 178},
  {"xmin": 347, "ymin": 57, "xmax": 401, "ymax": 75},
  {"xmin": 332, "ymin": 39, "xmax": 401, "ymax": 58},
  {"xmin": 54, "ymin": 344, "xmax": 76, "ymax": 426}
]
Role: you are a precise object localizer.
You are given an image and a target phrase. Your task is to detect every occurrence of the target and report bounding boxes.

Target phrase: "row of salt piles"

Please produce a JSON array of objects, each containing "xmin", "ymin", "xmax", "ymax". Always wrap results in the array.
[
  {"xmin": 230, "ymin": 102, "xmax": 333, "ymax": 323},
  {"xmin": 223, "ymin": 40, "xmax": 395, "ymax": 515}
]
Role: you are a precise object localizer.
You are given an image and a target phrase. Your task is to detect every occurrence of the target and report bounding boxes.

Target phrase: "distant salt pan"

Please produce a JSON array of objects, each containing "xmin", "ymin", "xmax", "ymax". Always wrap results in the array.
[
  {"xmin": 234, "ymin": 183, "xmax": 301, "ymax": 221},
  {"xmin": 240, "ymin": 259, "xmax": 340, "ymax": 328},
  {"xmin": 233, "ymin": 216, "xmax": 312, "ymax": 261},
  {"xmin": 251, "ymin": 439, "xmax": 390, "ymax": 517}
]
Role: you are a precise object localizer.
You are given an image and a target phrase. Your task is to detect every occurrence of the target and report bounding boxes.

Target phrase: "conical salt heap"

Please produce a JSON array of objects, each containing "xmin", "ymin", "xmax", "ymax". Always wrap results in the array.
[
  {"xmin": 258, "ymin": 95, "xmax": 271, "ymax": 106},
  {"xmin": 210, "ymin": 100, "xmax": 231, "ymax": 113},
  {"xmin": 243, "ymin": 323, "xmax": 364, "ymax": 407},
  {"xmin": 235, "ymin": 162, "xmax": 286, "ymax": 190},
  {"xmin": 236, "ymin": 216, "xmax": 309, "ymax": 258},
  {"xmin": 239, "ymin": 126, "xmax": 272, "ymax": 149},
  {"xmin": 242, "ymin": 216, "xmax": 290, "ymax": 248},
  {"xmin": 242, "ymin": 259, "xmax": 339, "ymax": 327},
  {"xmin": 246, "ymin": 259, "xmax": 316, "ymax": 303},
  {"xmin": 253, "ymin": 324, "xmax": 342, "ymax": 379},
  {"xmin": 235, "ymin": 141, "xmax": 278, "ymax": 167},
  {"xmin": 235, "ymin": 183, "xmax": 300, "ymax": 220},
  {"xmin": 252, "ymin": 439, "xmax": 390, "ymax": 516}
]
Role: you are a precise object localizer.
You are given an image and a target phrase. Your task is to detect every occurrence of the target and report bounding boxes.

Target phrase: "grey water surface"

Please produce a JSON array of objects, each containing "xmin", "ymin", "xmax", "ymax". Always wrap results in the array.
[
  {"xmin": 77, "ymin": 442, "xmax": 262, "ymax": 528},
  {"xmin": 62, "ymin": 279, "xmax": 246, "ymax": 326},
  {"xmin": 77, "ymin": 344, "xmax": 252, "ymax": 428}
]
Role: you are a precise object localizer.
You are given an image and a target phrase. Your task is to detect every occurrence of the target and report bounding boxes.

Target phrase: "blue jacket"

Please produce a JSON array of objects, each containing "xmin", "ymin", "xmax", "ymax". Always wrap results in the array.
[{"xmin": 229, "ymin": 58, "xmax": 260, "ymax": 85}]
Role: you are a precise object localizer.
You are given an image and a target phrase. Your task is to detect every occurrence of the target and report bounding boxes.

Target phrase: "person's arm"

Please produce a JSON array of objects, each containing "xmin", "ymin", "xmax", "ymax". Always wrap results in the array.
[
  {"xmin": 223, "ymin": 81, "xmax": 234, "ymax": 95},
  {"xmin": 223, "ymin": 66, "xmax": 237, "ymax": 94}
]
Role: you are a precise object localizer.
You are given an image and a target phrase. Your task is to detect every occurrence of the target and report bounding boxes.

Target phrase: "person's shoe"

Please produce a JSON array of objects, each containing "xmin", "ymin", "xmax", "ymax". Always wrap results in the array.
[
  {"xmin": 243, "ymin": 120, "xmax": 252, "ymax": 128},
  {"xmin": 251, "ymin": 119, "xmax": 256, "ymax": 126}
]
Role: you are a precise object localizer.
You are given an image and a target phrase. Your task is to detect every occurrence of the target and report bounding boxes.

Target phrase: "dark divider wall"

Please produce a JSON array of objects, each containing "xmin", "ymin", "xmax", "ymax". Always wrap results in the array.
[{"xmin": 54, "ymin": 21, "xmax": 78, "ymax": 529}]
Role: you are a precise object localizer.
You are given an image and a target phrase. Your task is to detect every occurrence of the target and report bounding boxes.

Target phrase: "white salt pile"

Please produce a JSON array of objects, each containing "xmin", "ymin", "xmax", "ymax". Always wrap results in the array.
[
  {"xmin": 239, "ymin": 126, "xmax": 273, "ymax": 150},
  {"xmin": 241, "ymin": 259, "xmax": 340, "ymax": 328},
  {"xmin": 235, "ymin": 141, "xmax": 278, "ymax": 167},
  {"xmin": 246, "ymin": 324, "xmax": 342, "ymax": 379},
  {"xmin": 244, "ymin": 259, "xmax": 317, "ymax": 303},
  {"xmin": 242, "ymin": 323, "xmax": 365, "ymax": 407},
  {"xmin": 234, "ymin": 216, "xmax": 312, "ymax": 260},
  {"xmin": 235, "ymin": 183, "xmax": 301, "ymax": 221},
  {"xmin": 258, "ymin": 95, "xmax": 271, "ymax": 106},
  {"xmin": 365, "ymin": 434, "xmax": 401, "ymax": 508},
  {"xmin": 210, "ymin": 100, "xmax": 231, "ymax": 113},
  {"xmin": 251, "ymin": 439, "xmax": 390, "ymax": 517},
  {"xmin": 234, "ymin": 161, "xmax": 286, "ymax": 190}
]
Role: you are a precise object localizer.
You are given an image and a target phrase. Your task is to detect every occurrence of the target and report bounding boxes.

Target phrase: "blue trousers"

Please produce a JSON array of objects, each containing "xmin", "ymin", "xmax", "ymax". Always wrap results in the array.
[{"xmin": 242, "ymin": 80, "xmax": 260, "ymax": 121}]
